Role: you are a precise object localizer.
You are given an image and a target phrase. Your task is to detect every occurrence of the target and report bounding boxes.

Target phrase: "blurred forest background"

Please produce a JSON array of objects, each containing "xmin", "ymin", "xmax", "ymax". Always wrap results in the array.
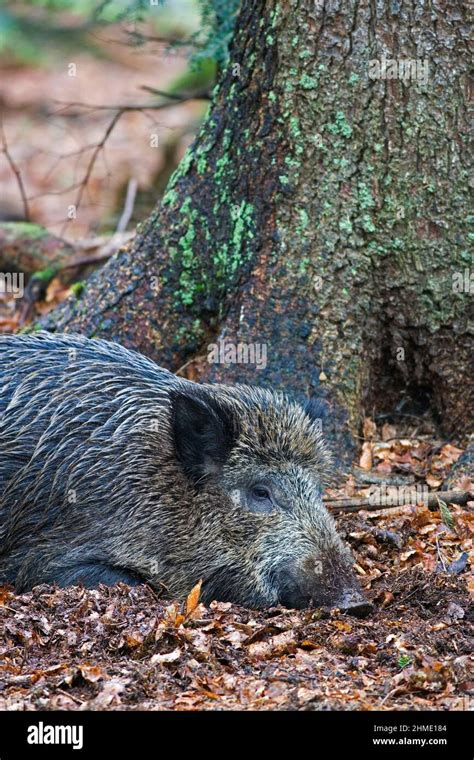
[{"xmin": 0, "ymin": 0, "xmax": 225, "ymax": 236}]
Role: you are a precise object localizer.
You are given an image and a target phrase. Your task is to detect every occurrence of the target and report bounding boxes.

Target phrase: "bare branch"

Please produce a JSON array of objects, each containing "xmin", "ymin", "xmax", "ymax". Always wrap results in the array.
[
  {"xmin": 124, "ymin": 29, "xmax": 192, "ymax": 46},
  {"xmin": 57, "ymin": 231, "xmax": 134, "ymax": 270},
  {"xmin": 51, "ymin": 94, "xmax": 204, "ymax": 114},
  {"xmin": 53, "ymin": 93, "xmax": 202, "ymax": 232},
  {"xmin": 140, "ymin": 85, "xmax": 212, "ymax": 101},
  {"xmin": 0, "ymin": 119, "xmax": 30, "ymax": 221},
  {"xmin": 70, "ymin": 109, "xmax": 124, "ymax": 229},
  {"xmin": 116, "ymin": 178, "xmax": 138, "ymax": 233}
]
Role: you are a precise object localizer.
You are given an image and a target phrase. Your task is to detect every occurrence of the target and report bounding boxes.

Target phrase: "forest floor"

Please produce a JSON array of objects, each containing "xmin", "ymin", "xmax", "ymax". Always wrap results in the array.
[{"xmin": 1, "ymin": 435, "xmax": 472, "ymax": 711}]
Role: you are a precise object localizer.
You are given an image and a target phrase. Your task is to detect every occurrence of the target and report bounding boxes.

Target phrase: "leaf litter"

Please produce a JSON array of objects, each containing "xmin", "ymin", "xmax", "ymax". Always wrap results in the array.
[{"xmin": 0, "ymin": 431, "xmax": 472, "ymax": 711}]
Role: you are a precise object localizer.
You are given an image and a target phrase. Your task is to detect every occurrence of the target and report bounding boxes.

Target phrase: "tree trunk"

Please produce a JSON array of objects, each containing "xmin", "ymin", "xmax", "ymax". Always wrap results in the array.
[{"xmin": 40, "ymin": 0, "xmax": 473, "ymax": 462}]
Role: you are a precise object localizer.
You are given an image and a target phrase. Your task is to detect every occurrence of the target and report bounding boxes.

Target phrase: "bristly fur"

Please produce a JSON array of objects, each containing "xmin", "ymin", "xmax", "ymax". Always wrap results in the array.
[{"xmin": 0, "ymin": 332, "xmax": 366, "ymax": 611}]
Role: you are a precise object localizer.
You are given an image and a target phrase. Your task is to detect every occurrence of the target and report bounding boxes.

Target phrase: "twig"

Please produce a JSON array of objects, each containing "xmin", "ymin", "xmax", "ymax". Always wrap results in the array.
[
  {"xmin": 116, "ymin": 178, "xmax": 138, "ymax": 233},
  {"xmin": 140, "ymin": 85, "xmax": 211, "ymax": 101},
  {"xmin": 0, "ymin": 119, "xmax": 30, "ymax": 221},
  {"xmin": 325, "ymin": 489, "xmax": 472, "ymax": 513},
  {"xmin": 56, "ymin": 688, "xmax": 84, "ymax": 705},
  {"xmin": 52, "ymin": 94, "xmax": 203, "ymax": 113},
  {"xmin": 52, "ymin": 232, "xmax": 134, "ymax": 271},
  {"xmin": 0, "ymin": 604, "xmax": 18, "ymax": 614},
  {"xmin": 352, "ymin": 466, "xmax": 415, "ymax": 486},
  {"xmin": 73, "ymin": 109, "xmax": 124, "ymax": 218},
  {"xmin": 175, "ymin": 354, "xmax": 208, "ymax": 377},
  {"xmin": 51, "ymin": 93, "xmax": 202, "ymax": 232},
  {"xmin": 125, "ymin": 30, "xmax": 192, "ymax": 46},
  {"xmin": 379, "ymin": 685, "xmax": 406, "ymax": 706},
  {"xmin": 435, "ymin": 536, "xmax": 447, "ymax": 571},
  {"xmin": 140, "ymin": 85, "xmax": 194, "ymax": 101}
]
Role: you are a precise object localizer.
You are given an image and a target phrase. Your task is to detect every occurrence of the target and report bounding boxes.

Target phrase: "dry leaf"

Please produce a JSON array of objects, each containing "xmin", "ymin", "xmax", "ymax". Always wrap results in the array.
[
  {"xmin": 79, "ymin": 663, "xmax": 104, "ymax": 683},
  {"xmin": 186, "ymin": 579, "xmax": 203, "ymax": 617},
  {"xmin": 248, "ymin": 631, "xmax": 296, "ymax": 660},
  {"xmin": 381, "ymin": 423, "xmax": 397, "ymax": 441},
  {"xmin": 150, "ymin": 648, "xmax": 182, "ymax": 665},
  {"xmin": 360, "ymin": 442, "xmax": 373, "ymax": 470},
  {"xmin": 0, "ymin": 587, "xmax": 12, "ymax": 605},
  {"xmin": 297, "ymin": 687, "xmax": 319, "ymax": 704},
  {"xmin": 363, "ymin": 418, "xmax": 377, "ymax": 441}
]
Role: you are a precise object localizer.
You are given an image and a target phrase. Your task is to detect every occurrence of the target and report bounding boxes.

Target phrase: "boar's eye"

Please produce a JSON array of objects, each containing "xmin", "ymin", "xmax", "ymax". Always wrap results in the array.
[
  {"xmin": 252, "ymin": 485, "xmax": 270, "ymax": 500},
  {"xmin": 247, "ymin": 484, "xmax": 275, "ymax": 513}
]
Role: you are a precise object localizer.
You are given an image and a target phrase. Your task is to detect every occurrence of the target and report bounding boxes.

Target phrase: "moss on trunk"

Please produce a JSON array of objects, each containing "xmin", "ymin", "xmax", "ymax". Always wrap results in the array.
[{"xmin": 41, "ymin": 0, "xmax": 473, "ymax": 458}]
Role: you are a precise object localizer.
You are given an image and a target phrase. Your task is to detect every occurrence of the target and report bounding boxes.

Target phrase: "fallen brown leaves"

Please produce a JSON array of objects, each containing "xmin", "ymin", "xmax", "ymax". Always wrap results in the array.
[
  {"xmin": 0, "ymin": 433, "xmax": 472, "ymax": 711},
  {"xmin": 0, "ymin": 564, "xmax": 471, "ymax": 712},
  {"xmin": 0, "ymin": 568, "xmax": 471, "ymax": 711}
]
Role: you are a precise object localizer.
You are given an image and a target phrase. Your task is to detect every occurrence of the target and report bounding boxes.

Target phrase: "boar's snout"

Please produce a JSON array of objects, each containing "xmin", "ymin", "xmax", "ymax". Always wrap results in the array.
[
  {"xmin": 275, "ymin": 561, "xmax": 372, "ymax": 617},
  {"xmin": 336, "ymin": 588, "xmax": 374, "ymax": 618}
]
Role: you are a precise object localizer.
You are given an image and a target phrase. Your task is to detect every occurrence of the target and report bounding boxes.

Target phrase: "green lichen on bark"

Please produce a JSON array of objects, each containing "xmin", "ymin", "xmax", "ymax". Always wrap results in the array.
[
  {"xmin": 40, "ymin": 0, "xmax": 473, "ymax": 455},
  {"xmin": 252, "ymin": 0, "xmax": 473, "ymax": 435},
  {"xmin": 41, "ymin": 0, "xmax": 282, "ymax": 367}
]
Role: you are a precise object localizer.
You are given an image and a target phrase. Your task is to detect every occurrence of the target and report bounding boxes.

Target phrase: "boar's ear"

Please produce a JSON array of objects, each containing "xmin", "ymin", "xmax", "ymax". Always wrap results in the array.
[{"xmin": 170, "ymin": 389, "xmax": 238, "ymax": 482}]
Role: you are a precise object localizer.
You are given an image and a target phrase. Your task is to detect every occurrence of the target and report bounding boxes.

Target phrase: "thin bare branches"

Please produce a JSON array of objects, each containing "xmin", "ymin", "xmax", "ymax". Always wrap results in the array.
[
  {"xmin": 53, "ymin": 92, "xmax": 201, "ymax": 231},
  {"xmin": 0, "ymin": 119, "xmax": 30, "ymax": 221},
  {"xmin": 140, "ymin": 85, "xmax": 211, "ymax": 101},
  {"xmin": 74, "ymin": 109, "xmax": 123, "ymax": 215},
  {"xmin": 51, "ymin": 92, "xmax": 206, "ymax": 114}
]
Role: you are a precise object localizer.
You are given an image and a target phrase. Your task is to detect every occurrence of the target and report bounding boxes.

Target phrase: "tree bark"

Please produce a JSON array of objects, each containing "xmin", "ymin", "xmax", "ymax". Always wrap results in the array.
[{"xmin": 40, "ymin": 0, "xmax": 473, "ymax": 462}]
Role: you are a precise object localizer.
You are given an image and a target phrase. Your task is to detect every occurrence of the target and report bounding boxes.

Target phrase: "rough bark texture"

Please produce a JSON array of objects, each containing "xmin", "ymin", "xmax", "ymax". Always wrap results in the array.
[{"xmin": 40, "ymin": 0, "xmax": 473, "ymax": 460}]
